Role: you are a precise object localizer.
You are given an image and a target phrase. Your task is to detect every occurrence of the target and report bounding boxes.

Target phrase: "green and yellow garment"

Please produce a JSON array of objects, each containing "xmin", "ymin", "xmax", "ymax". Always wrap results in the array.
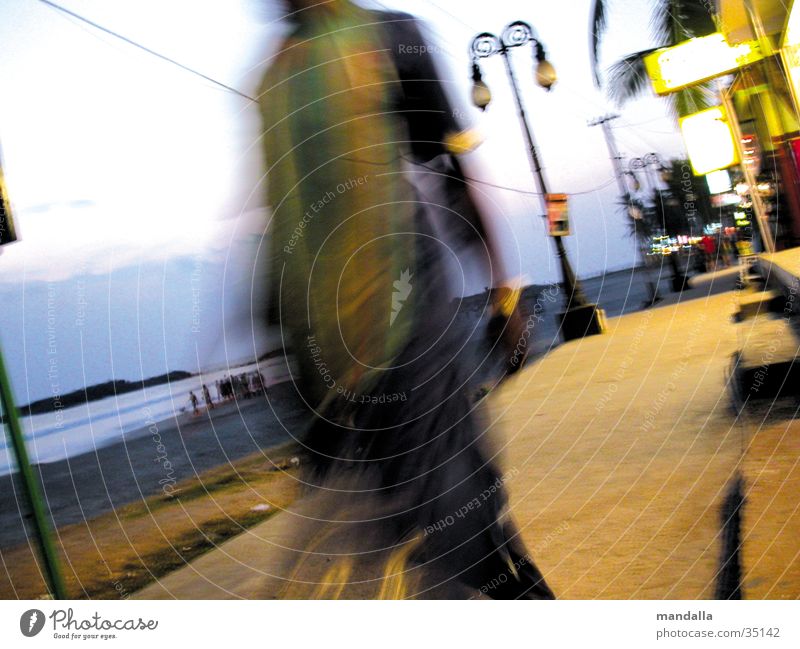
[{"xmin": 259, "ymin": 2, "xmax": 417, "ymax": 411}]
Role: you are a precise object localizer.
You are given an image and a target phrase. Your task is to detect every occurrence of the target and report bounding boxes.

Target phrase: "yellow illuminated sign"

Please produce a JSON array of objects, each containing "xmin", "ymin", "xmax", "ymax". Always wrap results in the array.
[
  {"xmin": 782, "ymin": 0, "xmax": 800, "ymax": 115},
  {"xmin": 680, "ymin": 106, "xmax": 740, "ymax": 175},
  {"xmin": 644, "ymin": 33, "xmax": 764, "ymax": 95},
  {"xmin": 784, "ymin": 0, "xmax": 800, "ymax": 48}
]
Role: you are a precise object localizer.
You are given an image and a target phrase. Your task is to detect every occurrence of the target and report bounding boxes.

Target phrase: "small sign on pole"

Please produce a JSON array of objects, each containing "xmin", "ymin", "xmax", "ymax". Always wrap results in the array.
[{"xmin": 546, "ymin": 193, "xmax": 570, "ymax": 236}]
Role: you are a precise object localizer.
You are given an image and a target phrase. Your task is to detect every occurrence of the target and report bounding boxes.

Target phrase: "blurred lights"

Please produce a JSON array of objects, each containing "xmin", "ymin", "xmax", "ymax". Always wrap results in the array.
[
  {"xmin": 741, "ymin": 134, "xmax": 760, "ymax": 173},
  {"xmin": 705, "ymin": 169, "xmax": 732, "ymax": 194}
]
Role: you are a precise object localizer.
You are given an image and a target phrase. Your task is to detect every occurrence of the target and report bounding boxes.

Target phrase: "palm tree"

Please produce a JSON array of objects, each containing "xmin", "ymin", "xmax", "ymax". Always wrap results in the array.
[
  {"xmin": 616, "ymin": 192, "xmax": 664, "ymax": 304},
  {"xmin": 650, "ymin": 158, "xmax": 714, "ymax": 236},
  {"xmin": 590, "ymin": 0, "xmax": 718, "ymax": 117}
]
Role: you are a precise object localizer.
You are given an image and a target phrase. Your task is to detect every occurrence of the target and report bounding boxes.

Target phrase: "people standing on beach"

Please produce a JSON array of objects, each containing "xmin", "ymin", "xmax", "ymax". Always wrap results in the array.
[
  {"xmin": 260, "ymin": 0, "xmax": 553, "ymax": 599},
  {"xmin": 220, "ymin": 376, "xmax": 232, "ymax": 401},
  {"xmin": 202, "ymin": 384, "xmax": 214, "ymax": 410},
  {"xmin": 188, "ymin": 391, "xmax": 199, "ymax": 415},
  {"xmin": 236, "ymin": 374, "xmax": 249, "ymax": 399}
]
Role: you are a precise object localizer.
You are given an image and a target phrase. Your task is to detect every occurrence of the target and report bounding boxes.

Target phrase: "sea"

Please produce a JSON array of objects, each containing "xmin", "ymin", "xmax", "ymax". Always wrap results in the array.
[{"xmin": 0, "ymin": 357, "xmax": 291, "ymax": 476}]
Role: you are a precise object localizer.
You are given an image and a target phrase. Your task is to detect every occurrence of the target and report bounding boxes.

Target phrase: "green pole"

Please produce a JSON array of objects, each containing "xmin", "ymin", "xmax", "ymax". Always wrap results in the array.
[{"xmin": 0, "ymin": 343, "xmax": 67, "ymax": 599}]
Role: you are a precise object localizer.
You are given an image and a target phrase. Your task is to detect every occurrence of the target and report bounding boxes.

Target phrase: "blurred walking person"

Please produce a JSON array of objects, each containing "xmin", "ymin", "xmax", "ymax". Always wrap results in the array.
[
  {"xmin": 259, "ymin": 0, "xmax": 553, "ymax": 599},
  {"xmin": 701, "ymin": 233, "xmax": 717, "ymax": 271}
]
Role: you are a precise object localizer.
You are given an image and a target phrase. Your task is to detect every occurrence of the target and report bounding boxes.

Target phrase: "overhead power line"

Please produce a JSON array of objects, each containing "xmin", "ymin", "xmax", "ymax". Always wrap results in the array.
[
  {"xmin": 403, "ymin": 155, "xmax": 618, "ymax": 196},
  {"xmin": 36, "ymin": 0, "xmax": 255, "ymax": 102}
]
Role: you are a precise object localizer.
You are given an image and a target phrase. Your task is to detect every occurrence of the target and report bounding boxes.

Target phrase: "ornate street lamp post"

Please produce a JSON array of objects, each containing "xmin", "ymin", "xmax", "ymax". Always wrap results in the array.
[{"xmin": 470, "ymin": 21, "xmax": 604, "ymax": 341}]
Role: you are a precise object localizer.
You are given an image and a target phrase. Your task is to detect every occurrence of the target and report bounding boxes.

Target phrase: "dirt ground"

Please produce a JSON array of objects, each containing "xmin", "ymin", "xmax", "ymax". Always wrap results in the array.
[{"xmin": 0, "ymin": 446, "xmax": 301, "ymax": 599}]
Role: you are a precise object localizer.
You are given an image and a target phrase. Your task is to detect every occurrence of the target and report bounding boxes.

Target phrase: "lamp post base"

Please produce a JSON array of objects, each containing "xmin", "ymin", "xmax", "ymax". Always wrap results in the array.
[{"xmin": 558, "ymin": 303, "xmax": 606, "ymax": 342}]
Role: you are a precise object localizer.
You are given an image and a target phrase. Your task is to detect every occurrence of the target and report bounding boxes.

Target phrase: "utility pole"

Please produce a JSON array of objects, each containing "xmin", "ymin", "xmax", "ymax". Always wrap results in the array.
[
  {"xmin": 0, "ymin": 152, "xmax": 67, "ymax": 599},
  {"xmin": 590, "ymin": 115, "xmax": 663, "ymax": 304},
  {"xmin": 589, "ymin": 114, "xmax": 627, "ymax": 196}
]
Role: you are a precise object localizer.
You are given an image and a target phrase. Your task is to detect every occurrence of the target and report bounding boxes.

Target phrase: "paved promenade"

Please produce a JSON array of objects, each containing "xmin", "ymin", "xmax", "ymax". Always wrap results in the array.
[{"xmin": 136, "ymin": 275, "xmax": 799, "ymax": 599}]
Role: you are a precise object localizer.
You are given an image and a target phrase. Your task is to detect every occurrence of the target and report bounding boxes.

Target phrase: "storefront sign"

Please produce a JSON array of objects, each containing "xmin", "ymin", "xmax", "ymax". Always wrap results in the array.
[
  {"xmin": 644, "ymin": 33, "xmax": 764, "ymax": 96},
  {"xmin": 679, "ymin": 106, "xmax": 740, "ymax": 175}
]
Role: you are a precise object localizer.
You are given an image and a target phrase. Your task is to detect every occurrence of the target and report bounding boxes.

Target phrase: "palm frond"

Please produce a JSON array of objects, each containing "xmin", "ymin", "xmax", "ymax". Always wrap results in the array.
[
  {"xmin": 651, "ymin": 0, "xmax": 717, "ymax": 47},
  {"xmin": 606, "ymin": 50, "xmax": 657, "ymax": 107},
  {"xmin": 672, "ymin": 82, "xmax": 716, "ymax": 118},
  {"xmin": 616, "ymin": 193, "xmax": 653, "ymax": 240},
  {"xmin": 589, "ymin": 0, "xmax": 608, "ymax": 88},
  {"xmin": 597, "ymin": 1, "xmax": 720, "ymax": 111}
]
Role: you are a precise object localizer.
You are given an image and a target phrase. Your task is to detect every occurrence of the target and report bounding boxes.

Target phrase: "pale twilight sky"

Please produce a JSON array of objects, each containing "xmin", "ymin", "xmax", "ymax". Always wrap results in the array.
[
  {"xmin": 0, "ymin": 0, "xmax": 686, "ymax": 285},
  {"xmin": 0, "ymin": 0, "xmax": 691, "ymax": 399}
]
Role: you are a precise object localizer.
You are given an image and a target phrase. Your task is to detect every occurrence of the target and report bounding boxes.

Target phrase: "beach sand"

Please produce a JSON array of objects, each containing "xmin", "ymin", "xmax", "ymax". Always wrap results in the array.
[{"xmin": 0, "ymin": 382, "xmax": 308, "ymax": 550}]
